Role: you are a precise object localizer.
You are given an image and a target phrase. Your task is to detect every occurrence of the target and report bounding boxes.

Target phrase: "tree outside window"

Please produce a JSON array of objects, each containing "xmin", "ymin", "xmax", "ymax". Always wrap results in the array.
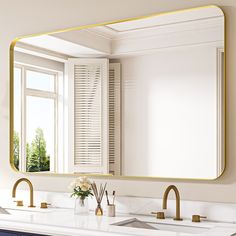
[{"xmin": 14, "ymin": 128, "xmax": 50, "ymax": 172}]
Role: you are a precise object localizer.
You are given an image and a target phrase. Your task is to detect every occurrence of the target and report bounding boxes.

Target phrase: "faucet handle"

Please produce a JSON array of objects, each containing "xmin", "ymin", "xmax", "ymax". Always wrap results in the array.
[
  {"xmin": 151, "ymin": 211, "xmax": 165, "ymax": 219},
  {"xmin": 14, "ymin": 200, "xmax": 23, "ymax": 207},
  {"xmin": 192, "ymin": 215, "xmax": 207, "ymax": 222},
  {"xmin": 40, "ymin": 202, "xmax": 51, "ymax": 209}
]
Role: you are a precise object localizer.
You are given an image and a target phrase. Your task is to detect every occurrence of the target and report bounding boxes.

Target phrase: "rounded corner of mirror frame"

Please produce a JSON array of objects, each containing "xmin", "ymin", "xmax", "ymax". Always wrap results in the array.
[
  {"xmin": 9, "ymin": 4, "xmax": 226, "ymax": 181},
  {"xmin": 210, "ymin": 4, "xmax": 225, "ymax": 17}
]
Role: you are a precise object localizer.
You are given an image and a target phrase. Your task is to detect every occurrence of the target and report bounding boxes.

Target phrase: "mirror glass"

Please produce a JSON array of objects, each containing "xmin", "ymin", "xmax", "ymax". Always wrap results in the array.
[{"xmin": 11, "ymin": 6, "xmax": 225, "ymax": 179}]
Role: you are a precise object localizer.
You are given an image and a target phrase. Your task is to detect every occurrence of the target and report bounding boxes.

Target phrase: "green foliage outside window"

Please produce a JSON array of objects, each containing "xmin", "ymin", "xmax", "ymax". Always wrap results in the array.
[
  {"xmin": 13, "ymin": 131, "xmax": 20, "ymax": 170},
  {"xmin": 13, "ymin": 128, "xmax": 50, "ymax": 172}
]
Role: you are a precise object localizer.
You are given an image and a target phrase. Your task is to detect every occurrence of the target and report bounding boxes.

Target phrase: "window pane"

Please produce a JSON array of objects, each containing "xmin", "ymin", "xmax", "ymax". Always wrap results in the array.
[
  {"xmin": 26, "ymin": 70, "xmax": 55, "ymax": 92},
  {"xmin": 26, "ymin": 96, "xmax": 54, "ymax": 172},
  {"xmin": 13, "ymin": 67, "xmax": 21, "ymax": 170}
]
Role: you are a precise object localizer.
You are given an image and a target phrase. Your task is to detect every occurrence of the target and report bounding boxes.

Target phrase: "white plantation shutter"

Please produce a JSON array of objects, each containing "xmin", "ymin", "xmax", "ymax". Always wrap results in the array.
[
  {"xmin": 68, "ymin": 58, "xmax": 109, "ymax": 173},
  {"xmin": 109, "ymin": 63, "xmax": 121, "ymax": 175}
]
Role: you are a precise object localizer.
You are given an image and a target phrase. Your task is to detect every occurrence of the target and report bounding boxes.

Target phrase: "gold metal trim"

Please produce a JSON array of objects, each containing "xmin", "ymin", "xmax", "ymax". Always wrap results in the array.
[
  {"xmin": 9, "ymin": 5, "xmax": 226, "ymax": 181},
  {"xmin": 163, "ymin": 185, "xmax": 182, "ymax": 221},
  {"xmin": 192, "ymin": 215, "xmax": 207, "ymax": 223}
]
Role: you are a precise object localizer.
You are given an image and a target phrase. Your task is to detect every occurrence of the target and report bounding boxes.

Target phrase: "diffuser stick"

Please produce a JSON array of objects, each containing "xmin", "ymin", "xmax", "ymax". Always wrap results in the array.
[{"xmin": 91, "ymin": 182, "xmax": 107, "ymax": 216}]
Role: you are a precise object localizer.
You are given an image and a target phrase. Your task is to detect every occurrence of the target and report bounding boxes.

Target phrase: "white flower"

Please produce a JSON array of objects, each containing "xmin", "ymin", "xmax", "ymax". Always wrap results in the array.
[
  {"xmin": 80, "ymin": 183, "xmax": 89, "ymax": 191},
  {"xmin": 78, "ymin": 177, "xmax": 91, "ymax": 191},
  {"xmin": 69, "ymin": 177, "xmax": 91, "ymax": 192}
]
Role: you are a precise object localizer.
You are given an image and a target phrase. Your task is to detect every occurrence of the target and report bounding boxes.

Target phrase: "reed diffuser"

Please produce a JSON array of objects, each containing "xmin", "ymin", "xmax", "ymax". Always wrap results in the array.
[{"xmin": 91, "ymin": 182, "xmax": 107, "ymax": 216}]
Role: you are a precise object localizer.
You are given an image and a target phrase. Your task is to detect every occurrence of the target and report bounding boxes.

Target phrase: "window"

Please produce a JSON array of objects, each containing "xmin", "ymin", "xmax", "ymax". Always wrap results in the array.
[
  {"xmin": 14, "ymin": 64, "xmax": 58, "ymax": 172},
  {"xmin": 13, "ymin": 57, "xmax": 120, "ymax": 175}
]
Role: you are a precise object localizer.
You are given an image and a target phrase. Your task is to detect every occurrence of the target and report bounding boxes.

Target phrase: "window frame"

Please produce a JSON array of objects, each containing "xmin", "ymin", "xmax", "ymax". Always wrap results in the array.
[{"xmin": 14, "ymin": 63, "xmax": 59, "ymax": 172}]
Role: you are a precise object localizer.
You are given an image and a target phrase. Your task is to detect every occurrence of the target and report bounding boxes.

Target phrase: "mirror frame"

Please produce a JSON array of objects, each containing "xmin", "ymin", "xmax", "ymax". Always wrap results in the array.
[{"xmin": 9, "ymin": 5, "xmax": 226, "ymax": 180}]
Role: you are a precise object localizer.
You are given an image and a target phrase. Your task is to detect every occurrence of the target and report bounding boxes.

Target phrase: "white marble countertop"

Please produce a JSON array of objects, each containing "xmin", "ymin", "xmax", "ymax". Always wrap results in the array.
[{"xmin": 0, "ymin": 207, "xmax": 235, "ymax": 236}]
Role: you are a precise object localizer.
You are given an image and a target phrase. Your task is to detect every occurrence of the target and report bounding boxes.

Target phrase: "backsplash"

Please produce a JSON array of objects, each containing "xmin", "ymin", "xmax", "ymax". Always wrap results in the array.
[{"xmin": 1, "ymin": 189, "xmax": 236, "ymax": 223}]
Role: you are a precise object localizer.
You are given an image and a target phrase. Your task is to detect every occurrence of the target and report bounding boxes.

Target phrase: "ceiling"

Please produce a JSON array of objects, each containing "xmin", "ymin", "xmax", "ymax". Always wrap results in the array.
[{"xmin": 17, "ymin": 6, "xmax": 223, "ymax": 57}]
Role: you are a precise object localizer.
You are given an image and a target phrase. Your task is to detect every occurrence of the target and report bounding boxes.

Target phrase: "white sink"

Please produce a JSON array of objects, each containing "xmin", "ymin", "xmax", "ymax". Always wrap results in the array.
[
  {"xmin": 148, "ymin": 222, "xmax": 212, "ymax": 234},
  {"xmin": 112, "ymin": 218, "xmax": 213, "ymax": 234},
  {"xmin": 0, "ymin": 207, "xmax": 36, "ymax": 218},
  {"xmin": 5, "ymin": 207, "xmax": 54, "ymax": 213},
  {"xmin": 0, "ymin": 207, "xmax": 10, "ymax": 215},
  {"xmin": 0, "ymin": 206, "xmax": 56, "ymax": 215}
]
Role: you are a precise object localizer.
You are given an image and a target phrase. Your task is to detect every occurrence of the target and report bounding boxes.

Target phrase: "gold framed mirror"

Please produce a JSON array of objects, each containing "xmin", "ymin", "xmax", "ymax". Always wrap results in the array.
[{"xmin": 10, "ymin": 5, "xmax": 225, "ymax": 180}]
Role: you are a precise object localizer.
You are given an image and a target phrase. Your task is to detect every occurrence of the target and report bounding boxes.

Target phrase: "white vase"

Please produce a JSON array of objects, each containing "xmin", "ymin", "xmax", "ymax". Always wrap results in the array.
[{"xmin": 74, "ymin": 197, "xmax": 89, "ymax": 215}]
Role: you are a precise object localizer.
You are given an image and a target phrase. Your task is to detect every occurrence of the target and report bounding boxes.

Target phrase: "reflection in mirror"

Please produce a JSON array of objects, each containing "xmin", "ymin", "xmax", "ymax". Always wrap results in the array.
[{"xmin": 11, "ymin": 6, "xmax": 225, "ymax": 179}]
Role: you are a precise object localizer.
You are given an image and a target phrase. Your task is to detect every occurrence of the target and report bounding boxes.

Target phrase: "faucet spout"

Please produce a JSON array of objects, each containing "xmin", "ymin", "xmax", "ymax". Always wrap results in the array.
[
  {"xmin": 162, "ymin": 185, "xmax": 182, "ymax": 221},
  {"xmin": 12, "ymin": 178, "xmax": 35, "ymax": 208}
]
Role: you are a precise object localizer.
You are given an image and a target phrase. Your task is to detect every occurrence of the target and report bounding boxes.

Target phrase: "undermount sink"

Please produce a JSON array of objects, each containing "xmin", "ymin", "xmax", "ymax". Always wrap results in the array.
[
  {"xmin": 112, "ymin": 218, "xmax": 213, "ymax": 234},
  {"xmin": 0, "ymin": 207, "xmax": 33, "ymax": 217},
  {"xmin": 0, "ymin": 207, "xmax": 10, "ymax": 215},
  {"xmin": 0, "ymin": 206, "xmax": 55, "ymax": 215},
  {"xmin": 112, "ymin": 218, "xmax": 157, "ymax": 230},
  {"xmin": 6, "ymin": 207, "xmax": 54, "ymax": 213}
]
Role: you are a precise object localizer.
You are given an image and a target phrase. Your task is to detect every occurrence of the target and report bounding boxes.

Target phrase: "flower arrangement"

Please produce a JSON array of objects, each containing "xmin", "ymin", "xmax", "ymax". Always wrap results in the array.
[{"xmin": 69, "ymin": 177, "xmax": 93, "ymax": 202}]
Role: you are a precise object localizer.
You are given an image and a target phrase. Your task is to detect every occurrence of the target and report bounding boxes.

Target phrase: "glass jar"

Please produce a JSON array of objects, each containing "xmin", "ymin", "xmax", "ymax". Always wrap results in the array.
[{"xmin": 74, "ymin": 197, "xmax": 89, "ymax": 215}]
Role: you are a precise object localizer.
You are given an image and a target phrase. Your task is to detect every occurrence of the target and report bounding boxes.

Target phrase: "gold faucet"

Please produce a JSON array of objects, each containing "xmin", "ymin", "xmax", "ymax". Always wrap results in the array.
[
  {"xmin": 163, "ymin": 185, "xmax": 182, "ymax": 221},
  {"xmin": 12, "ymin": 178, "xmax": 35, "ymax": 208}
]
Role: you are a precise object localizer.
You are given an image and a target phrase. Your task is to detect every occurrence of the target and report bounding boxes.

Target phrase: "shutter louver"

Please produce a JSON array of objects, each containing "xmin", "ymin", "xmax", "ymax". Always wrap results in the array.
[
  {"xmin": 74, "ymin": 64, "xmax": 102, "ymax": 167},
  {"xmin": 109, "ymin": 63, "xmax": 121, "ymax": 175}
]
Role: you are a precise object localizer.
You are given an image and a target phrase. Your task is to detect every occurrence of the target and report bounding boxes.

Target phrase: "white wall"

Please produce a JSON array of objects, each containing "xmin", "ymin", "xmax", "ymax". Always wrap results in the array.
[
  {"xmin": 121, "ymin": 45, "xmax": 219, "ymax": 179},
  {"xmin": 1, "ymin": 0, "xmax": 236, "ymax": 203},
  {"xmin": 14, "ymin": 51, "xmax": 64, "ymax": 72}
]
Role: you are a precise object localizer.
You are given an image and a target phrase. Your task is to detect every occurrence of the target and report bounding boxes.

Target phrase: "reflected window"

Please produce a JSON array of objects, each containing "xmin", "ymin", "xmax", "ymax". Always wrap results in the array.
[
  {"xmin": 14, "ymin": 65, "xmax": 58, "ymax": 172},
  {"xmin": 26, "ymin": 70, "xmax": 55, "ymax": 92}
]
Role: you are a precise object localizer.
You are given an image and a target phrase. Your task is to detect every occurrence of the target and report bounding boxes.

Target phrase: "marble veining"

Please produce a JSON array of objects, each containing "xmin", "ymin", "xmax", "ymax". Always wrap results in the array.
[{"xmin": 1, "ymin": 189, "xmax": 236, "ymax": 223}]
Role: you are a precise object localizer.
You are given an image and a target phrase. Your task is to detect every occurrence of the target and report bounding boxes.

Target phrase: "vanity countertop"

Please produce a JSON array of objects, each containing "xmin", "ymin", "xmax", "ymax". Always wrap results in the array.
[{"xmin": 0, "ymin": 208, "xmax": 235, "ymax": 236}]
